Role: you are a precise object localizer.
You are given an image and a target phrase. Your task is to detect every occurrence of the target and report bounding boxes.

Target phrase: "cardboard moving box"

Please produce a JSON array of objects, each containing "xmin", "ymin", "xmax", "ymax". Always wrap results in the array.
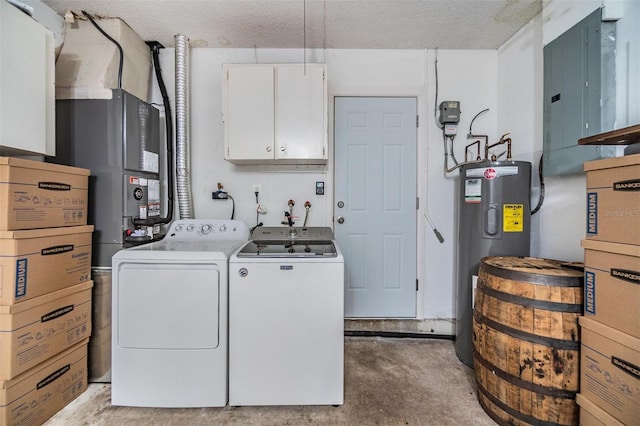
[
  {"xmin": 0, "ymin": 157, "xmax": 89, "ymax": 231},
  {"xmin": 0, "ymin": 340, "xmax": 88, "ymax": 426},
  {"xmin": 88, "ymin": 324, "xmax": 111, "ymax": 382},
  {"xmin": 0, "ymin": 281, "xmax": 92, "ymax": 380},
  {"xmin": 584, "ymin": 154, "xmax": 640, "ymax": 246},
  {"xmin": 582, "ymin": 239, "xmax": 640, "ymax": 338},
  {"xmin": 579, "ymin": 316, "xmax": 639, "ymax": 425},
  {"xmin": 0, "ymin": 225, "xmax": 93, "ymax": 305},
  {"xmin": 55, "ymin": 17, "xmax": 151, "ymax": 101},
  {"xmin": 576, "ymin": 394, "xmax": 624, "ymax": 426},
  {"xmin": 91, "ymin": 270, "xmax": 111, "ymax": 330}
]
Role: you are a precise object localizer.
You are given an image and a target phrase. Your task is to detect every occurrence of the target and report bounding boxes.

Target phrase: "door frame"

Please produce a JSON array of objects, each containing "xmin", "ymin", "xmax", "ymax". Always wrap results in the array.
[{"xmin": 329, "ymin": 89, "xmax": 426, "ymax": 319}]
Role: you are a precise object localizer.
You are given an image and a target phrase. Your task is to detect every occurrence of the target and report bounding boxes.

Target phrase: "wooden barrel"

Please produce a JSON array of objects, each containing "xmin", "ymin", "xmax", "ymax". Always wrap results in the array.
[{"xmin": 472, "ymin": 256, "xmax": 584, "ymax": 426}]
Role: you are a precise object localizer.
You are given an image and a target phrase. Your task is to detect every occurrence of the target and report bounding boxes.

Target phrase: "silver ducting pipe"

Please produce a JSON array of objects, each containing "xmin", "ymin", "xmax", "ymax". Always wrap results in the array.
[{"xmin": 174, "ymin": 34, "xmax": 194, "ymax": 219}]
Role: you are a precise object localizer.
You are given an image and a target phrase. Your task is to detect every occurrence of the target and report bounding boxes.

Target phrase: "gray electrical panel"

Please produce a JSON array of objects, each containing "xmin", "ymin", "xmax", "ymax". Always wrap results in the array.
[
  {"xmin": 439, "ymin": 101, "xmax": 461, "ymax": 124},
  {"xmin": 543, "ymin": 8, "xmax": 618, "ymax": 176},
  {"xmin": 50, "ymin": 89, "xmax": 162, "ymax": 267},
  {"xmin": 455, "ymin": 160, "xmax": 531, "ymax": 368}
]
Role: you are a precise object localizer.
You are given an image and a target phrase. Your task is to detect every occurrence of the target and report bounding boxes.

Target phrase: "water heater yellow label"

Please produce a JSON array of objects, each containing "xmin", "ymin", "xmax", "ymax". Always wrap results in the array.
[{"xmin": 503, "ymin": 204, "xmax": 524, "ymax": 232}]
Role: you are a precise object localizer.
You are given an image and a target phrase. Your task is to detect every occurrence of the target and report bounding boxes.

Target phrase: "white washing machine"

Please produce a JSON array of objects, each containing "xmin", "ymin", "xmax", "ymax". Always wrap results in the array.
[
  {"xmin": 111, "ymin": 219, "xmax": 249, "ymax": 408},
  {"xmin": 229, "ymin": 226, "xmax": 344, "ymax": 406}
]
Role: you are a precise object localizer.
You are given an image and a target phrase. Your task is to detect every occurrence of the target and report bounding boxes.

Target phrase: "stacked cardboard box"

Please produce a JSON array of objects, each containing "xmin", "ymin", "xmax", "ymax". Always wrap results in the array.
[
  {"xmin": 89, "ymin": 270, "xmax": 112, "ymax": 381},
  {"xmin": 578, "ymin": 154, "xmax": 640, "ymax": 425},
  {"xmin": 0, "ymin": 157, "xmax": 93, "ymax": 425}
]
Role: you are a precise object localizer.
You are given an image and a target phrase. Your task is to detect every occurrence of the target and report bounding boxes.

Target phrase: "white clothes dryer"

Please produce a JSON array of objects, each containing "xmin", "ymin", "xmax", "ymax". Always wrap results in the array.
[{"xmin": 111, "ymin": 219, "xmax": 249, "ymax": 407}]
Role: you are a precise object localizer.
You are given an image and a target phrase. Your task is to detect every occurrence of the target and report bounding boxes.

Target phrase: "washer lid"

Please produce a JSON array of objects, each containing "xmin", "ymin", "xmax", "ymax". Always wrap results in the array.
[
  {"xmin": 250, "ymin": 226, "xmax": 334, "ymax": 242},
  {"xmin": 236, "ymin": 240, "xmax": 337, "ymax": 258}
]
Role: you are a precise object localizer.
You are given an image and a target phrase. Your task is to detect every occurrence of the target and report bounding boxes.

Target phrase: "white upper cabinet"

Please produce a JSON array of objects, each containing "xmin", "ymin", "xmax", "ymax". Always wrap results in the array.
[
  {"xmin": 223, "ymin": 63, "xmax": 327, "ymax": 164},
  {"xmin": 0, "ymin": 1, "xmax": 55, "ymax": 156}
]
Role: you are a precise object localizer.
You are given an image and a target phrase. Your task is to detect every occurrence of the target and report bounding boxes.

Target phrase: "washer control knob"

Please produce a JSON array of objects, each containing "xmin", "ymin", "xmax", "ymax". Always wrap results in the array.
[
  {"xmin": 174, "ymin": 225, "xmax": 183, "ymax": 232},
  {"xmin": 186, "ymin": 224, "xmax": 195, "ymax": 232},
  {"xmin": 201, "ymin": 224, "xmax": 212, "ymax": 234},
  {"xmin": 219, "ymin": 224, "xmax": 227, "ymax": 233}
]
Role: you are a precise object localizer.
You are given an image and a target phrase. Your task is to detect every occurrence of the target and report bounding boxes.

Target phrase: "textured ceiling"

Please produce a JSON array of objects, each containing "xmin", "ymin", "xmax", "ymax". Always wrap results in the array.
[{"xmin": 42, "ymin": 0, "xmax": 542, "ymax": 50}]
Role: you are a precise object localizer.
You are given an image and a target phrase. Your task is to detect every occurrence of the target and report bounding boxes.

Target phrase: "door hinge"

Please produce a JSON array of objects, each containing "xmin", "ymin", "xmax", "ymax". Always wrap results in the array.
[
  {"xmin": 416, "ymin": 197, "xmax": 419, "ymax": 210},
  {"xmin": 416, "ymin": 115, "xmax": 419, "ymax": 128},
  {"xmin": 416, "ymin": 279, "xmax": 419, "ymax": 291}
]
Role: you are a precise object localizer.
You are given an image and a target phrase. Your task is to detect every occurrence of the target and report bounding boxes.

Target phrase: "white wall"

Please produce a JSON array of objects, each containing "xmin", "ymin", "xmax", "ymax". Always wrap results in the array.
[
  {"xmin": 543, "ymin": 0, "xmax": 640, "ymax": 128},
  {"xmin": 613, "ymin": 0, "xmax": 640, "ymax": 127},
  {"xmin": 498, "ymin": 0, "xmax": 639, "ymax": 263},
  {"xmin": 149, "ymin": 0, "xmax": 636, "ymax": 328},
  {"xmin": 422, "ymin": 49, "xmax": 498, "ymax": 331},
  {"xmin": 154, "ymin": 47, "xmax": 498, "ymax": 327},
  {"xmin": 497, "ymin": 14, "xmax": 545, "ymax": 256},
  {"xmin": 156, "ymin": 48, "xmax": 333, "ymax": 229},
  {"xmin": 542, "ymin": 0, "xmax": 601, "ymax": 45},
  {"xmin": 497, "ymin": 10, "xmax": 588, "ymax": 262}
]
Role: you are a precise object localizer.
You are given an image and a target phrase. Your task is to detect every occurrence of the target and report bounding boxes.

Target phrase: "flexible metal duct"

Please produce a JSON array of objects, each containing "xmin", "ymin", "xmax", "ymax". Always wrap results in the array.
[{"xmin": 174, "ymin": 34, "xmax": 194, "ymax": 219}]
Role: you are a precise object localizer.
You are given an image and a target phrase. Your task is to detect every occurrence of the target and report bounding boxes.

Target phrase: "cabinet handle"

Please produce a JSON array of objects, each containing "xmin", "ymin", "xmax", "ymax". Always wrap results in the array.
[
  {"xmin": 266, "ymin": 146, "xmax": 272, "ymax": 152},
  {"xmin": 280, "ymin": 146, "xmax": 286, "ymax": 152}
]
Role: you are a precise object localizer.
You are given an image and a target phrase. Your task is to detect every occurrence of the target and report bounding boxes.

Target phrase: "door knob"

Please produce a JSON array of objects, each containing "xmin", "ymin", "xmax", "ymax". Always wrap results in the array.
[{"xmin": 337, "ymin": 216, "xmax": 345, "ymax": 224}]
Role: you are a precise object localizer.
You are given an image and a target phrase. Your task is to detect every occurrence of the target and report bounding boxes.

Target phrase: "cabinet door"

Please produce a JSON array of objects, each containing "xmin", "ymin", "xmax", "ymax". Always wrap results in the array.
[
  {"xmin": 223, "ymin": 65, "xmax": 274, "ymax": 161},
  {"xmin": 275, "ymin": 64, "xmax": 326, "ymax": 160},
  {"xmin": 0, "ymin": 1, "xmax": 55, "ymax": 156}
]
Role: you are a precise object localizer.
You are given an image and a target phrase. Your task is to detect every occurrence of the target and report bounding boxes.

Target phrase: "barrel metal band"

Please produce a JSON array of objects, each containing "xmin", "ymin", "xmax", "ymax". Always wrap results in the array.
[
  {"xmin": 478, "ymin": 284, "xmax": 583, "ymax": 313},
  {"xmin": 480, "ymin": 262, "xmax": 583, "ymax": 287},
  {"xmin": 473, "ymin": 347, "xmax": 578, "ymax": 399},
  {"xmin": 476, "ymin": 379, "xmax": 575, "ymax": 426},
  {"xmin": 474, "ymin": 310, "xmax": 580, "ymax": 351}
]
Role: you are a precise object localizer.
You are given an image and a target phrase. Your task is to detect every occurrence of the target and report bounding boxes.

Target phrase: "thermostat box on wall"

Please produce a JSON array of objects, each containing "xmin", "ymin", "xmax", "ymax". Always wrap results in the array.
[
  {"xmin": 582, "ymin": 239, "xmax": 640, "ymax": 339},
  {"xmin": 584, "ymin": 154, "xmax": 640, "ymax": 246},
  {"xmin": 0, "ymin": 281, "xmax": 92, "ymax": 380},
  {"xmin": 0, "ymin": 340, "xmax": 88, "ymax": 426},
  {"xmin": 0, "ymin": 225, "xmax": 94, "ymax": 305},
  {"xmin": 579, "ymin": 316, "xmax": 639, "ymax": 426},
  {"xmin": 0, "ymin": 157, "xmax": 89, "ymax": 230}
]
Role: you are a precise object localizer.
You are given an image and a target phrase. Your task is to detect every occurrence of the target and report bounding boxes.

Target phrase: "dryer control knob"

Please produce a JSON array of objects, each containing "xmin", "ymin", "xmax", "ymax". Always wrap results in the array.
[
  {"xmin": 187, "ymin": 224, "xmax": 195, "ymax": 232},
  {"xmin": 174, "ymin": 225, "xmax": 183, "ymax": 232},
  {"xmin": 219, "ymin": 224, "xmax": 227, "ymax": 233},
  {"xmin": 201, "ymin": 224, "xmax": 212, "ymax": 234}
]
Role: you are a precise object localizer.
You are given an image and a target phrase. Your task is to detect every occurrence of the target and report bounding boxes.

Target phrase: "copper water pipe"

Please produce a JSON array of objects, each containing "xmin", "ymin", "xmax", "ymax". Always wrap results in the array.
[
  {"xmin": 465, "ymin": 140, "xmax": 481, "ymax": 162},
  {"xmin": 484, "ymin": 133, "xmax": 512, "ymax": 161}
]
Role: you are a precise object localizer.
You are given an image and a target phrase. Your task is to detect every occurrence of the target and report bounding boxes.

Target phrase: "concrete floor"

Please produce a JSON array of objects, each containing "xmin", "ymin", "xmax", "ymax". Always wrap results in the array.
[{"xmin": 44, "ymin": 336, "xmax": 495, "ymax": 425}]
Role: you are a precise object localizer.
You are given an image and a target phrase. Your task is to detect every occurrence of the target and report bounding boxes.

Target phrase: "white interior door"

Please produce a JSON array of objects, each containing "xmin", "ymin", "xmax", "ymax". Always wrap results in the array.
[{"xmin": 334, "ymin": 97, "xmax": 417, "ymax": 318}]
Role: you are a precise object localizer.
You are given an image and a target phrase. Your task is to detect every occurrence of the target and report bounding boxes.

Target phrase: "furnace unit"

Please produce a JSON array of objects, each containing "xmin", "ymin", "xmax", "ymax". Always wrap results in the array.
[{"xmin": 52, "ymin": 89, "xmax": 162, "ymax": 267}]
